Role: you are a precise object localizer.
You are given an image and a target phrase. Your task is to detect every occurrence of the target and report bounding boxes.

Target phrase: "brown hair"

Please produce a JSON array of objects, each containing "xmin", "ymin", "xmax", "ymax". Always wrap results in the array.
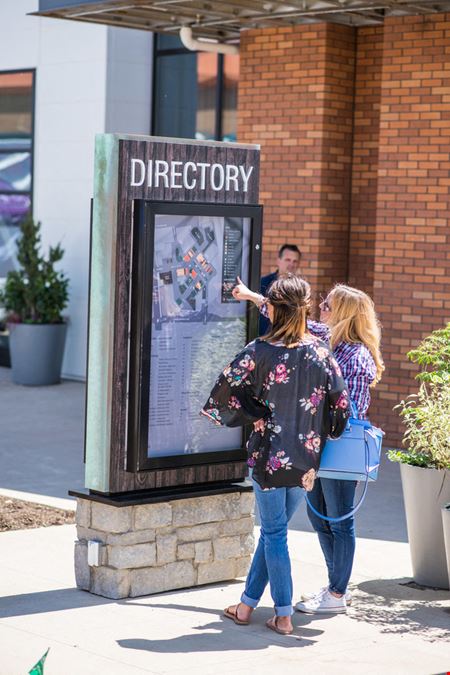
[
  {"xmin": 264, "ymin": 275, "xmax": 311, "ymax": 347},
  {"xmin": 278, "ymin": 243, "xmax": 301, "ymax": 259}
]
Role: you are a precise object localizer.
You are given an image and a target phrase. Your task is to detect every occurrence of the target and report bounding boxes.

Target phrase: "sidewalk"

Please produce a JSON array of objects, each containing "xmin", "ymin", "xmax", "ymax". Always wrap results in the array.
[{"xmin": 0, "ymin": 367, "xmax": 449, "ymax": 674}]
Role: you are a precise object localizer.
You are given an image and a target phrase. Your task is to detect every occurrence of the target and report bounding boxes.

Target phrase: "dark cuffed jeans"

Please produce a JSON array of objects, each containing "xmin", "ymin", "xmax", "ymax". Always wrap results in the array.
[{"xmin": 306, "ymin": 477, "xmax": 357, "ymax": 595}]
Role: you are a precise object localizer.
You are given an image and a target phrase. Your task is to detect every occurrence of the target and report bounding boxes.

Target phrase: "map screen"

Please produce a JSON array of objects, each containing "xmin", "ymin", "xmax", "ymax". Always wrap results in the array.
[{"xmin": 147, "ymin": 213, "xmax": 251, "ymax": 457}]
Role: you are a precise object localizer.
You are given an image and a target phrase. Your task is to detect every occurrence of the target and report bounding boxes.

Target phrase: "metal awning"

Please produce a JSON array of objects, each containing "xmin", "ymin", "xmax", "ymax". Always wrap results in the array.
[{"xmin": 34, "ymin": 0, "xmax": 450, "ymax": 41}]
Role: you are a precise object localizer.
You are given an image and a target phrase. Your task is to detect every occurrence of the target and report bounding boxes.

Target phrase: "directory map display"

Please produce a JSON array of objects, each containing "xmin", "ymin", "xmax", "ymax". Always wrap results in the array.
[{"xmin": 148, "ymin": 213, "xmax": 250, "ymax": 458}]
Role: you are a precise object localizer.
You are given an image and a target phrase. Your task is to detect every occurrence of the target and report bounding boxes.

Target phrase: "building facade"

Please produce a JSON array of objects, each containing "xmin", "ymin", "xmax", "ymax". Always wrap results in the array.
[
  {"xmin": 237, "ymin": 17, "xmax": 450, "ymax": 441},
  {"xmin": 0, "ymin": 0, "xmax": 152, "ymax": 378},
  {"xmin": 2, "ymin": 0, "xmax": 450, "ymax": 442}
]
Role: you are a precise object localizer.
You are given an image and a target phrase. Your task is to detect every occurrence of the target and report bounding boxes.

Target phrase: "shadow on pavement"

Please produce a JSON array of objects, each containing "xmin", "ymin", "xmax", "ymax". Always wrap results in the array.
[
  {"xmin": 0, "ymin": 587, "xmax": 114, "ymax": 618},
  {"xmin": 348, "ymin": 577, "xmax": 450, "ymax": 642},
  {"xmin": 117, "ymin": 600, "xmax": 340, "ymax": 653}
]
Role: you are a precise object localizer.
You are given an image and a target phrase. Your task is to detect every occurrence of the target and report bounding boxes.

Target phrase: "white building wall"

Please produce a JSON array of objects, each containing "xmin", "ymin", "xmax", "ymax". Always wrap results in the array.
[{"xmin": 0, "ymin": 1, "xmax": 152, "ymax": 379}]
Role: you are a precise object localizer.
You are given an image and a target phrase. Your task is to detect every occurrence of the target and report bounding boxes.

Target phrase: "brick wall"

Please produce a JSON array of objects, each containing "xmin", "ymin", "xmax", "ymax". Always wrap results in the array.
[
  {"xmin": 237, "ymin": 15, "xmax": 450, "ymax": 443},
  {"xmin": 370, "ymin": 14, "xmax": 450, "ymax": 441},
  {"xmin": 348, "ymin": 26, "xmax": 384, "ymax": 295},
  {"xmin": 238, "ymin": 23, "xmax": 355, "ymax": 302}
]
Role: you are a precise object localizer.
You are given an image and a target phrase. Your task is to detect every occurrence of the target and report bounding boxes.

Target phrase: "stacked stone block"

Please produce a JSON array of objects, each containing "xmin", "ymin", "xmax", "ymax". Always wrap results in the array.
[{"xmin": 74, "ymin": 492, "xmax": 255, "ymax": 599}]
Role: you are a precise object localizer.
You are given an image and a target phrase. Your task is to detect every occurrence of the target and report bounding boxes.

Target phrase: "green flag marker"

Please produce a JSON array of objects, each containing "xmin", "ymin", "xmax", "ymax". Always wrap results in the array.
[{"xmin": 28, "ymin": 648, "xmax": 49, "ymax": 675}]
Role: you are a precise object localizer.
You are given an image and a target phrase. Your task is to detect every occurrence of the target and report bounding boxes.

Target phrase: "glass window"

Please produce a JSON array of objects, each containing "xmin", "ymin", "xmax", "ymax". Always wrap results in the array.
[
  {"xmin": 153, "ymin": 35, "xmax": 239, "ymax": 143},
  {"xmin": 196, "ymin": 53, "xmax": 218, "ymax": 141},
  {"xmin": 222, "ymin": 54, "xmax": 239, "ymax": 142},
  {"xmin": 0, "ymin": 152, "xmax": 32, "ymax": 192},
  {"xmin": 154, "ymin": 52, "xmax": 198, "ymax": 140},
  {"xmin": 0, "ymin": 70, "xmax": 34, "ymax": 277}
]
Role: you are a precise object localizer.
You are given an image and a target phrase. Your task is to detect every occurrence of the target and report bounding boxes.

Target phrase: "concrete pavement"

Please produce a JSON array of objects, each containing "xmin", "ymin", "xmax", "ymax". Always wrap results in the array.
[
  {"xmin": 0, "ymin": 523, "xmax": 449, "ymax": 675},
  {"xmin": 0, "ymin": 367, "xmax": 85, "ymax": 500},
  {"xmin": 0, "ymin": 366, "xmax": 449, "ymax": 674}
]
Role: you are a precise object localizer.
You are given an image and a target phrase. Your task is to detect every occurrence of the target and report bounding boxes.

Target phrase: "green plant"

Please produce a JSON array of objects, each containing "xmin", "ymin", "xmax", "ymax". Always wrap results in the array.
[
  {"xmin": 407, "ymin": 322, "xmax": 450, "ymax": 386},
  {"xmin": 389, "ymin": 323, "xmax": 450, "ymax": 470},
  {"xmin": 389, "ymin": 385, "xmax": 450, "ymax": 470},
  {"xmin": 0, "ymin": 216, "xmax": 69, "ymax": 324}
]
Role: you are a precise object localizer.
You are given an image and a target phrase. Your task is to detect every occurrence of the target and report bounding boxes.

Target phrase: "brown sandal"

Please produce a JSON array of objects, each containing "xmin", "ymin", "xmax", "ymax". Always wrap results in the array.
[
  {"xmin": 223, "ymin": 603, "xmax": 251, "ymax": 625},
  {"xmin": 266, "ymin": 616, "xmax": 293, "ymax": 635}
]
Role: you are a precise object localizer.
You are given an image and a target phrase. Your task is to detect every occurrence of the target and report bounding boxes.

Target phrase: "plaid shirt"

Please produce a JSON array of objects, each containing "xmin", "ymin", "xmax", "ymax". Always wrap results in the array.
[{"xmin": 308, "ymin": 320, "xmax": 376, "ymax": 418}]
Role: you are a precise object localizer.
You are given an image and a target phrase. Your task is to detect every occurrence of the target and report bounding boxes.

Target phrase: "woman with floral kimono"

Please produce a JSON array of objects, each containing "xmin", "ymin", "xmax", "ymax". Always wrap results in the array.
[
  {"xmin": 232, "ymin": 278, "xmax": 384, "ymax": 615},
  {"xmin": 201, "ymin": 276, "xmax": 350, "ymax": 635}
]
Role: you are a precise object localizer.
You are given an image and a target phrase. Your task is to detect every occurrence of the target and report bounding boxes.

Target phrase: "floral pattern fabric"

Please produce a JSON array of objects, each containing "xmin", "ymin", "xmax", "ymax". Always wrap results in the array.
[
  {"xmin": 202, "ymin": 337, "xmax": 350, "ymax": 490},
  {"xmin": 259, "ymin": 307, "xmax": 376, "ymax": 417}
]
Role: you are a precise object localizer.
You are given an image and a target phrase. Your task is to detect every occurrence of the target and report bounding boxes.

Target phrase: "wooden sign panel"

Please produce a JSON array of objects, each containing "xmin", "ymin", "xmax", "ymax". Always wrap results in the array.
[{"xmin": 85, "ymin": 135, "xmax": 261, "ymax": 494}]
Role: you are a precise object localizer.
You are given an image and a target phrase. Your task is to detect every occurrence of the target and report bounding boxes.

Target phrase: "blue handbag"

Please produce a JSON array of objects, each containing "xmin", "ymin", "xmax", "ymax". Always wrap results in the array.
[
  {"xmin": 305, "ymin": 405, "xmax": 384, "ymax": 523},
  {"xmin": 318, "ymin": 416, "xmax": 383, "ymax": 482}
]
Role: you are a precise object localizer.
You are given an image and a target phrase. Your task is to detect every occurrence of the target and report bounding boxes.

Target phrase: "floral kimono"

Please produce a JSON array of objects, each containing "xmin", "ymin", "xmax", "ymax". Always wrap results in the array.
[{"xmin": 202, "ymin": 336, "xmax": 350, "ymax": 490}]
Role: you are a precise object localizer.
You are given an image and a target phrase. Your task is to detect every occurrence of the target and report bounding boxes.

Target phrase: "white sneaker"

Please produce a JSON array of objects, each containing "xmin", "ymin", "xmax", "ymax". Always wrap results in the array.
[
  {"xmin": 300, "ymin": 586, "xmax": 353, "ymax": 606},
  {"xmin": 295, "ymin": 588, "xmax": 347, "ymax": 614}
]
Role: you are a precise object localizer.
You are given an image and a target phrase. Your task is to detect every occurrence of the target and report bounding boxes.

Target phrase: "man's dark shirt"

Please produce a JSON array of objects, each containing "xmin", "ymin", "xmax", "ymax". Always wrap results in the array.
[{"xmin": 259, "ymin": 271, "xmax": 278, "ymax": 335}]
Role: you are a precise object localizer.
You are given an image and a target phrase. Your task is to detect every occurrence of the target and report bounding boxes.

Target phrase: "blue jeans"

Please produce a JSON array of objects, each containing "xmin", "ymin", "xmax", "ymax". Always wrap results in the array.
[
  {"xmin": 306, "ymin": 478, "xmax": 357, "ymax": 595},
  {"xmin": 241, "ymin": 480, "xmax": 304, "ymax": 616}
]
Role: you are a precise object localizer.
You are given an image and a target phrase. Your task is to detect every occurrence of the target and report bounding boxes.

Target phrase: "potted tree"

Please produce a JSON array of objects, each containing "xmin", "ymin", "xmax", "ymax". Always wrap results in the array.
[
  {"xmin": 389, "ymin": 323, "xmax": 450, "ymax": 589},
  {"xmin": 0, "ymin": 216, "xmax": 69, "ymax": 386}
]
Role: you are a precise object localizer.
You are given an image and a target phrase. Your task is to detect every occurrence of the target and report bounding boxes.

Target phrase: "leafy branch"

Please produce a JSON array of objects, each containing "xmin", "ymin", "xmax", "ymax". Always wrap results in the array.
[
  {"xmin": 407, "ymin": 323, "xmax": 450, "ymax": 386},
  {"xmin": 389, "ymin": 323, "xmax": 450, "ymax": 470}
]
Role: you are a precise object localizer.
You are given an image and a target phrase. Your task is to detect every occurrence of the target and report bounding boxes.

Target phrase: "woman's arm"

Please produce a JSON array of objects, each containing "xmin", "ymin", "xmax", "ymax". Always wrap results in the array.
[
  {"xmin": 343, "ymin": 347, "xmax": 376, "ymax": 418},
  {"xmin": 307, "ymin": 320, "xmax": 330, "ymax": 342},
  {"xmin": 326, "ymin": 356, "xmax": 351, "ymax": 438},
  {"xmin": 231, "ymin": 277, "xmax": 265, "ymax": 306},
  {"xmin": 231, "ymin": 280, "xmax": 331, "ymax": 341},
  {"xmin": 201, "ymin": 343, "xmax": 269, "ymax": 427}
]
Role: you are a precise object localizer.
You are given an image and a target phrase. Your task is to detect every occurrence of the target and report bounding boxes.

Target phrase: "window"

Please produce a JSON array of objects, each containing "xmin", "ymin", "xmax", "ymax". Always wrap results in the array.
[
  {"xmin": 0, "ymin": 70, "xmax": 35, "ymax": 278},
  {"xmin": 153, "ymin": 34, "xmax": 239, "ymax": 143}
]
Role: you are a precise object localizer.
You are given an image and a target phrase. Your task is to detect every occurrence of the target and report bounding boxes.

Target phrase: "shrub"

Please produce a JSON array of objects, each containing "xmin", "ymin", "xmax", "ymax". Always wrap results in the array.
[
  {"xmin": 407, "ymin": 322, "xmax": 450, "ymax": 386},
  {"xmin": 388, "ymin": 385, "xmax": 450, "ymax": 470},
  {"xmin": 0, "ymin": 216, "xmax": 69, "ymax": 324},
  {"xmin": 389, "ymin": 323, "xmax": 450, "ymax": 470}
]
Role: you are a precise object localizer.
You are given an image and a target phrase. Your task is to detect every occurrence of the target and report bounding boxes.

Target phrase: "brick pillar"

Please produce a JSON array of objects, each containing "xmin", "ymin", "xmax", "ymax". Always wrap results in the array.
[
  {"xmin": 371, "ymin": 14, "xmax": 450, "ymax": 442},
  {"xmin": 238, "ymin": 23, "xmax": 356, "ymax": 301},
  {"xmin": 348, "ymin": 26, "xmax": 384, "ymax": 295}
]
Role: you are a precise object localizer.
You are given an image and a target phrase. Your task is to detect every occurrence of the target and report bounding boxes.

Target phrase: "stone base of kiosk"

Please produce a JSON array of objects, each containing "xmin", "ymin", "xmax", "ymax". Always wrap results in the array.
[{"xmin": 72, "ymin": 487, "xmax": 255, "ymax": 599}]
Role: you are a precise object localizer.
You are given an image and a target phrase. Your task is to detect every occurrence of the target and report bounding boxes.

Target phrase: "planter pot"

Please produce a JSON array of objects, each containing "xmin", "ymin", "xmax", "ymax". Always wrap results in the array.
[
  {"xmin": 0, "ymin": 330, "xmax": 11, "ymax": 367},
  {"xmin": 8, "ymin": 322, "xmax": 67, "ymax": 386},
  {"xmin": 400, "ymin": 463, "xmax": 450, "ymax": 589},
  {"xmin": 442, "ymin": 504, "xmax": 450, "ymax": 589}
]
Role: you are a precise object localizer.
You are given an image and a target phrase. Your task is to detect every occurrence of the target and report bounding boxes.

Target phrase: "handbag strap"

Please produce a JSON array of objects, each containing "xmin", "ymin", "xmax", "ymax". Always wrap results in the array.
[
  {"xmin": 349, "ymin": 399, "xmax": 359, "ymax": 419},
  {"xmin": 304, "ymin": 435, "xmax": 370, "ymax": 523}
]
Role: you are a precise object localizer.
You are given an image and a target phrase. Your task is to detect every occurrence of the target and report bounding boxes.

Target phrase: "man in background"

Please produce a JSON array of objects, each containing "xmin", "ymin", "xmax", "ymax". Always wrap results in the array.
[{"xmin": 259, "ymin": 243, "xmax": 302, "ymax": 335}]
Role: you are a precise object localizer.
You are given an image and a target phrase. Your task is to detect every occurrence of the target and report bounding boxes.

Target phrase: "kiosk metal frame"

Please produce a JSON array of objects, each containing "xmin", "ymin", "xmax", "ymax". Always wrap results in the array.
[{"xmin": 127, "ymin": 200, "xmax": 263, "ymax": 473}]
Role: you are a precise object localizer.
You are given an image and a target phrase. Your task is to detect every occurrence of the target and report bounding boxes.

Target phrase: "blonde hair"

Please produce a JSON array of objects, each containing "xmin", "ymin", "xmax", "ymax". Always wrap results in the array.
[
  {"xmin": 327, "ymin": 284, "xmax": 384, "ymax": 385},
  {"xmin": 265, "ymin": 275, "xmax": 311, "ymax": 347}
]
